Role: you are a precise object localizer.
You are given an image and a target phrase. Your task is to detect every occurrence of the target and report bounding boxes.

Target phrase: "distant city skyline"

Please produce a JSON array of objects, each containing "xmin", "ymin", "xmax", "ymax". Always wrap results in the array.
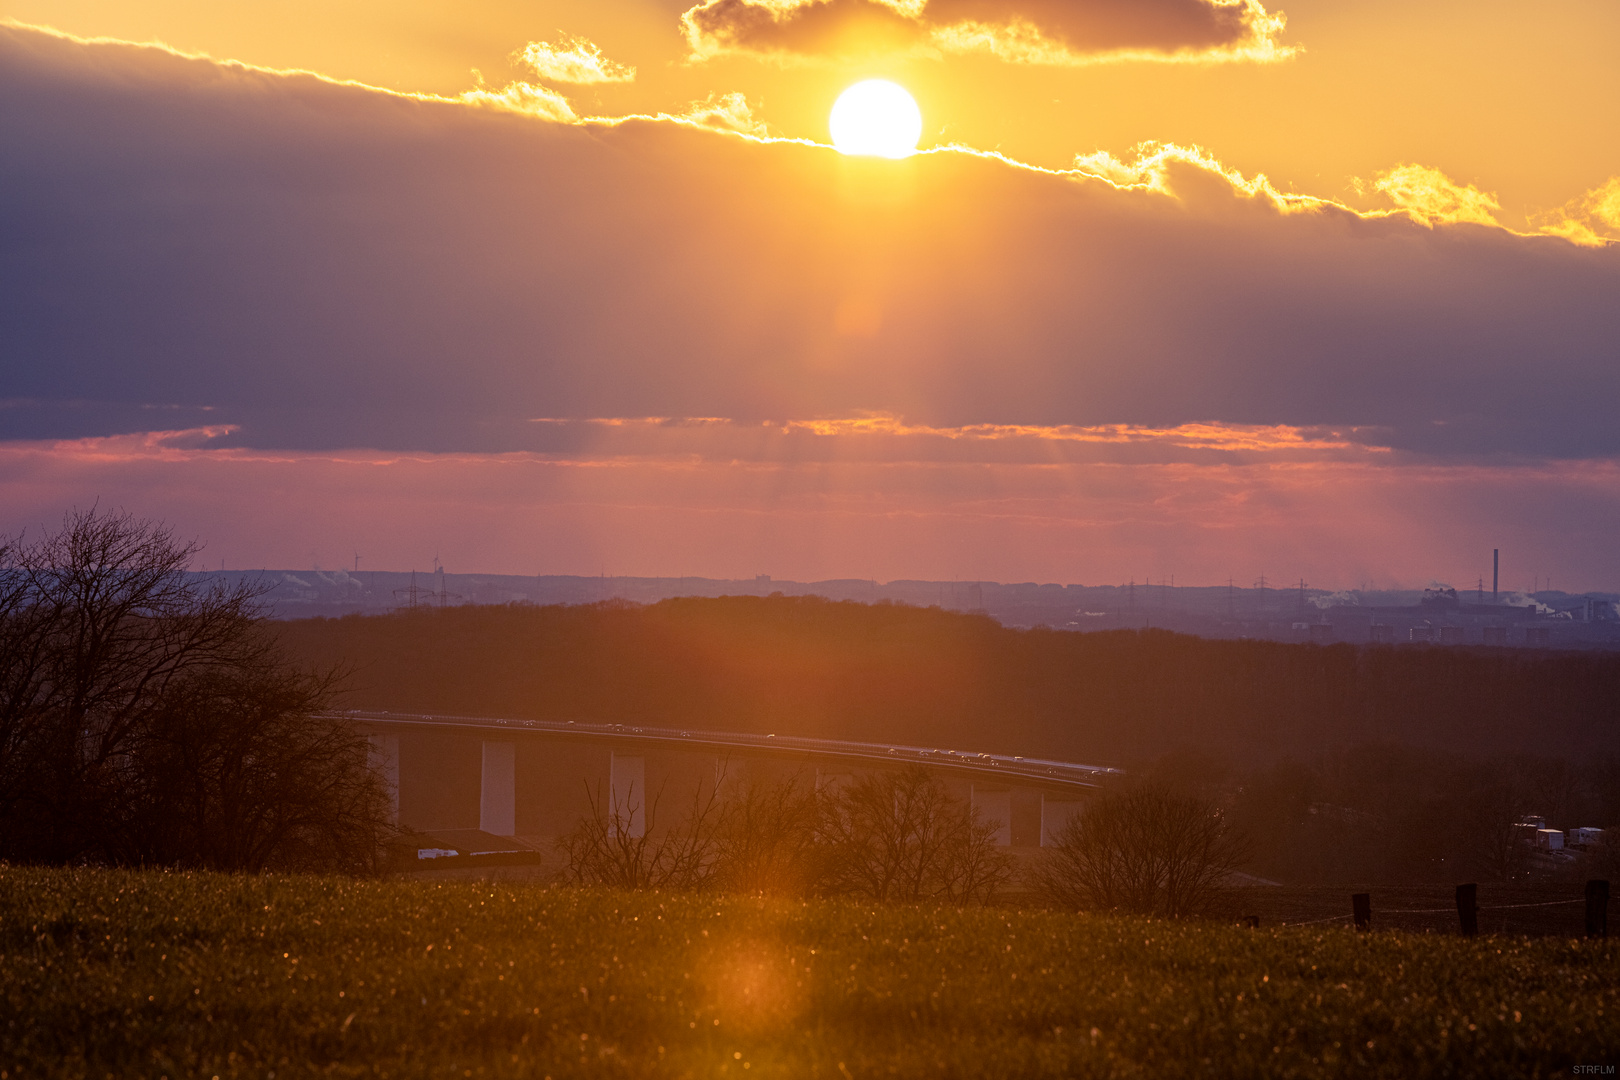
[{"xmin": 183, "ymin": 567, "xmax": 1620, "ymax": 650}]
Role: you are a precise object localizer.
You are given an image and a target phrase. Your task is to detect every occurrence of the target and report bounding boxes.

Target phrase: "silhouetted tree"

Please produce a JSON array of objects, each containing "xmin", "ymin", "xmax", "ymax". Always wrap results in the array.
[
  {"xmin": 817, "ymin": 766, "xmax": 1013, "ymax": 903},
  {"xmin": 115, "ymin": 662, "xmax": 387, "ymax": 873},
  {"xmin": 711, "ymin": 769, "xmax": 821, "ymax": 896},
  {"xmin": 0, "ymin": 508, "xmax": 390, "ymax": 870},
  {"xmin": 1031, "ymin": 785, "xmax": 1247, "ymax": 918}
]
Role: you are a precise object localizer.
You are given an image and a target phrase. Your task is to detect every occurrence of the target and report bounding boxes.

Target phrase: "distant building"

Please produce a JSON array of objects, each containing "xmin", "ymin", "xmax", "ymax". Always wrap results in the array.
[
  {"xmin": 1535, "ymin": 828, "xmax": 1565, "ymax": 850},
  {"xmin": 1438, "ymin": 625, "xmax": 1465, "ymax": 645},
  {"xmin": 1482, "ymin": 626, "xmax": 1508, "ymax": 646},
  {"xmin": 1571, "ymin": 827, "xmax": 1605, "ymax": 847},
  {"xmin": 1421, "ymin": 586, "xmax": 1460, "ymax": 610},
  {"xmin": 1409, "ymin": 625, "xmax": 1433, "ymax": 643},
  {"xmin": 1368, "ymin": 624, "xmax": 1395, "ymax": 644}
]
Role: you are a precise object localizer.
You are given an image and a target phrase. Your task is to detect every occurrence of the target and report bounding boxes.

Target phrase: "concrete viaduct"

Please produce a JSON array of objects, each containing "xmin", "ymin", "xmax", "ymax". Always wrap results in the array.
[{"xmin": 348, "ymin": 710, "xmax": 1121, "ymax": 857}]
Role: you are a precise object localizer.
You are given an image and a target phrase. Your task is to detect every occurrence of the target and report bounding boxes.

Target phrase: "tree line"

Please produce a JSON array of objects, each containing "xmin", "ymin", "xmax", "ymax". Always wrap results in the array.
[
  {"xmin": 275, "ymin": 595, "xmax": 1620, "ymax": 769},
  {"xmin": 1216, "ymin": 744, "xmax": 1620, "ymax": 885},
  {"xmin": 0, "ymin": 510, "xmax": 389, "ymax": 871}
]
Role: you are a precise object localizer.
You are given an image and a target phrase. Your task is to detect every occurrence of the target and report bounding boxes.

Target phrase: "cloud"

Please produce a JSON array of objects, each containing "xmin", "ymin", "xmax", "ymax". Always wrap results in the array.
[
  {"xmin": 670, "ymin": 92, "xmax": 771, "ymax": 135},
  {"xmin": 516, "ymin": 35, "xmax": 636, "ymax": 85},
  {"xmin": 683, "ymin": 0, "xmax": 925, "ymax": 61},
  {"xmin": 680, "ymin": 0, "xmax": 1293, "ymax": 64},
  {"xmin": 522, "ymin": 414, "xmax": 1387, "ymax": 465},
  {"xmin": 460, "ymin": 79, "xmax": 576, "ymax": 121},
  {"xmin": 1532, "ymin": 176, "xmax": 1620, "ymax": 248},
  {"xmin": 461, "ymin": 33, "xmax": 637, "ymax": 121},
  {"xmin": 1361, "ymin": 163, "xmax": 1501, "ymax": 228},
  {"xmin": 1069, "ymin": 141, "xmax": 1316, "ymax": 208},
  {"xmin": 3, "ymin": 23, "xmax": 1620, "ymax": 476}
]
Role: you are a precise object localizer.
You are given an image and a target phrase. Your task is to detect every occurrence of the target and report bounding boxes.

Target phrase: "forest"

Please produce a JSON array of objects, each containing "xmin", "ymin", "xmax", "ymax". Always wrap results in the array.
[
  {"xmin": 278, "ymin": 595, "xmax": 1620, "ymax": 884},
  {"xmin": 278, "ymin": 594, "xmax": 1620, "ymax": 767}
]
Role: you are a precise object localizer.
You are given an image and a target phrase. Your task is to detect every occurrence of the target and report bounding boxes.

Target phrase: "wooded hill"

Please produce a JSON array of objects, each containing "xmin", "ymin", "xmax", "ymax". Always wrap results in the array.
[{"xmin": 276, "ymin": 595, "xmax": 1620, "ymax": 769}]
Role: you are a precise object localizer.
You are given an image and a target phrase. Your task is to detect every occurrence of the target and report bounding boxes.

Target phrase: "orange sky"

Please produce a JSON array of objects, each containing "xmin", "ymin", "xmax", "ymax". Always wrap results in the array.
[{"xmin": 0, "ymin": 12, "xmax": 1617, "ymax": 589}]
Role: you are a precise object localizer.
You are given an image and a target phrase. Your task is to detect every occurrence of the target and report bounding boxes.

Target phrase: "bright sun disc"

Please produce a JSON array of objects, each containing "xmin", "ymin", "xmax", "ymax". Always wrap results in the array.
[{"xmin": 829, "ymin": 80, "xmax": 922, "ymax": 159}]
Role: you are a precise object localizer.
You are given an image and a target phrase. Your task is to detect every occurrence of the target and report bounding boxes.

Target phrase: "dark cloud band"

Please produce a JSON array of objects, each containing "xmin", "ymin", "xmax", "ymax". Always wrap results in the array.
[
  {"xmin": 1, "ymin": 26, "xmax": 1616, "ymax": 464},
  {"xmin": 680, "ymin": 0, "xmax": 1290, "ymax": 63}
]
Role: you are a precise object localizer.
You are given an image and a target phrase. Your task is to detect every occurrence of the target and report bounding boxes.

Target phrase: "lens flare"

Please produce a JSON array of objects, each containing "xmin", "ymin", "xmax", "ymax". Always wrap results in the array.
[{"xmin": 829, "ymin": 80, "xmax": 922, "ymax": 159}]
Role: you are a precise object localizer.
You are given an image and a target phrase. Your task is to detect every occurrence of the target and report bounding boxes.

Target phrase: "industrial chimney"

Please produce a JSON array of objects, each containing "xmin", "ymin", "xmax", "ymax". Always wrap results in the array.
[{"xmin": 1493, "ymin": 549, "xmax": 1499, "ymax": 602}]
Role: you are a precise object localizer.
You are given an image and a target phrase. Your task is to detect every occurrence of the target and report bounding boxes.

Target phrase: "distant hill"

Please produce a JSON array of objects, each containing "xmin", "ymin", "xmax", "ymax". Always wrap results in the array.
[{"xmin": 275, "ymin": 595, "xmax": 1620, "ymax": 768}]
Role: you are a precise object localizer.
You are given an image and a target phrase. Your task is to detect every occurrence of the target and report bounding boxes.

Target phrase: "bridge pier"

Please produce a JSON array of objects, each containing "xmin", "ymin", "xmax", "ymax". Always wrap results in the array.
[
  {"xmin": 609, "ymin": 753, "xmax": 646, "ymax": 838},
  {"xmin": 1041, "ymin": 795, "xmax": 1085, "ymax": 846},
  {"xmin": 971, "ymin": 786, "xmax": 1012, "ymax": 846},
  {"xmin": 480, "ymin": 740, "xmax": 515, "ymax": 837},
  {"xmin": 368, "ymin": 734, "xmax": 399, "ymax": 826}
]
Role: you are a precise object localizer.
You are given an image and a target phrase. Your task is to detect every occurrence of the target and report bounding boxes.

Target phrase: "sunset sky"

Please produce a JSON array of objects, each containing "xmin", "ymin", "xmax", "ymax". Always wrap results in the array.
[{"xmin": 1, "ymin": 2, "xmax": 1617, "ymax": 589}]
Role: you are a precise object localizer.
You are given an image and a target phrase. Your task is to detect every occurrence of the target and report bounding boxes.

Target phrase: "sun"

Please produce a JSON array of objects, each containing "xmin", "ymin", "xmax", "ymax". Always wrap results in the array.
[{"xmin": 829, "ymin": 80, "xmax": 922, "ymax": 159}]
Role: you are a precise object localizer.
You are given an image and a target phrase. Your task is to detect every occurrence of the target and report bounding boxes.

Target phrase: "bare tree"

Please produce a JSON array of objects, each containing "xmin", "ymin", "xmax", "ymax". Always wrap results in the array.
[
  {"xmin": 558, "ymin": 771, "xmax": 728, "ymax": 890},
  {"xmin": 1031, "ymin": 785, "xmax": 1248, "ymax": 918},
  {"xmin": 0, "ymin": 509, "xmax": 266, "ymax": 860},
  {"xmin": 0, "ymin": 507, "xmax": 391, "ymax": 870},
  {"xmin": 817, "ymin": 766, "xmax": 1013, "ymax": 903},
  {"xmin": 711, "ymin": 769, "xmax": 822, "ymax": 896}
]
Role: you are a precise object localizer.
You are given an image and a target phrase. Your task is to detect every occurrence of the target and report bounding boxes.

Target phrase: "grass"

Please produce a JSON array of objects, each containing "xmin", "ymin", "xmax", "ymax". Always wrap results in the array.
[{"xmin": 1, "ymin": 868, "xmax": 1616, "ymax": 1078}]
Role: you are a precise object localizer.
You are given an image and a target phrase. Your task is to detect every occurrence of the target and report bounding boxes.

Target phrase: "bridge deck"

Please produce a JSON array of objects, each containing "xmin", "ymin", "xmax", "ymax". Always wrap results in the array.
[{"xmin": 336, "ymin": 710, "xmax": 1120, "ymax": 793}]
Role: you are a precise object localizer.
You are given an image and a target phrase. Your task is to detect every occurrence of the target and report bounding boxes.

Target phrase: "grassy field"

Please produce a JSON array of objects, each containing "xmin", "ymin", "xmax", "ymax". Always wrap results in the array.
[{"xmin": 1, "ymin": 869, "xmax": 1616, "ymax": 1078}]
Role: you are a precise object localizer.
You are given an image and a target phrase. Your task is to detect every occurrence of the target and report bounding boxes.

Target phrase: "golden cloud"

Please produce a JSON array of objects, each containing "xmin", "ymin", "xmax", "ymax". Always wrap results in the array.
[
  {"xmin": 1360, "ymin": 164, "xmax": 1501, "ymax": 228},
  {"xmin": 780, "ymin": 415, "xmax": 1367, "ymax": 452},
  {"xmin": 516, "ymin": 35, "xmax": 636, "ymax": 85},
  {"xmin": 672, "ymin": 91, "xmax": 770, "ymax": 135},
  {"xmin": 1068, "ymin": 141, "xmax": 1319, "ymax": 211},
  {"xmin": 527, "ymin": 414, "xmax": 1388, "ymax": 465},
  {"xmin": 680, "ymin": 0, "xmax": 1294, "ymax": 64},
  {"xmin": 459, "ymin": 79, "xmax": 577, "ymax": 121},
  {"xmin": 1531, "ymin": 176, "xmax": 1620, "ymax": 248}
]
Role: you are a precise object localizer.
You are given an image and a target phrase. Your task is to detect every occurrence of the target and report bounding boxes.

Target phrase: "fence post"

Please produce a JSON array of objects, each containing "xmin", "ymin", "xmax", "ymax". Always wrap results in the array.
[
  {"xmin": 1352, "ymin": 892, "xmax": 1371, "ymax": 931},
  {"xmin": 1586, "ymin": 880, "xmax": 1609, "ymax": 939},
  {"xmin": 1455, "ymin": 883, "xmax": 1478, "ymax": 938}
]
